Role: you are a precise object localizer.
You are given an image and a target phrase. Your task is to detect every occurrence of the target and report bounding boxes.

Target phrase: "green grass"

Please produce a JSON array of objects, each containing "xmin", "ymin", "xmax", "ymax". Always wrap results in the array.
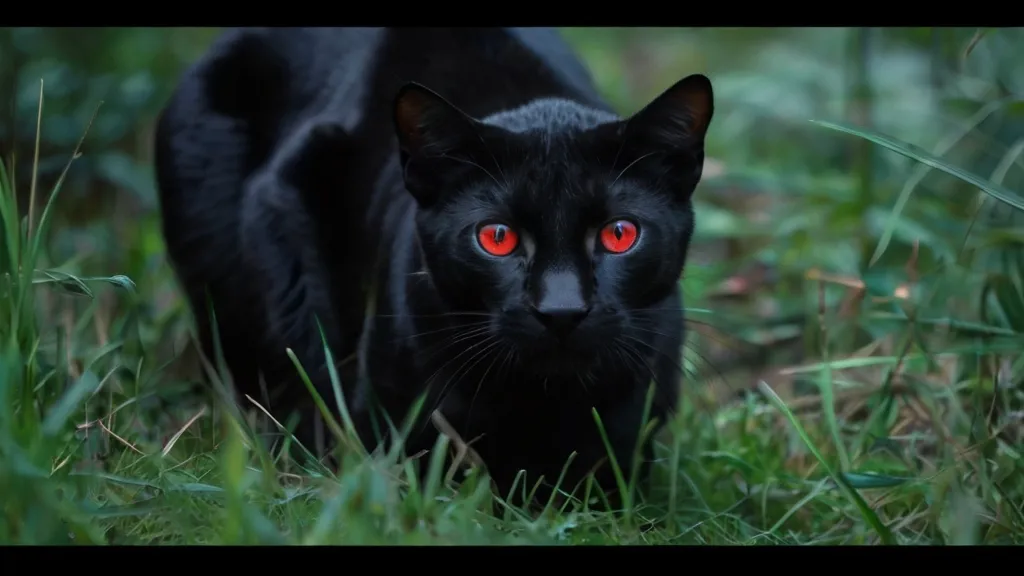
[{"xmin": 3, "ymin": 63, "xmax": 1024, "ymax": 546}]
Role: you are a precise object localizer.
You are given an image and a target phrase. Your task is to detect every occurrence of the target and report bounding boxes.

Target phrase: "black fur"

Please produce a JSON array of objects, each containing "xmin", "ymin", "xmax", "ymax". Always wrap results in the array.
[{"xmin": 154, "ymin": 27, "xmax": 714, "ymax": 504}]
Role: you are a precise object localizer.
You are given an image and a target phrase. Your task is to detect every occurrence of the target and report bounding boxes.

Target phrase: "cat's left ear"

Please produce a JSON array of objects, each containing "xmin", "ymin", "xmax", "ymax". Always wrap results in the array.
[
  {"xmin": 393, "ymin": 82, "xmax": 488, "ymax": 206},
  {"xmin": 627, "ymin": 73, "xmax": 713, "ymax": 152},
  {"xmin": 605, "ymin": 74, "xmax": 714, "ymax": 197}
]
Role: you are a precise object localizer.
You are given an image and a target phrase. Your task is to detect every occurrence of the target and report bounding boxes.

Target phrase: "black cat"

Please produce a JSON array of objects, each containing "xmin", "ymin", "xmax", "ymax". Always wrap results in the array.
[{"xmin": 154, "ymin": 27, "xmax": 713, "ymax": 504}]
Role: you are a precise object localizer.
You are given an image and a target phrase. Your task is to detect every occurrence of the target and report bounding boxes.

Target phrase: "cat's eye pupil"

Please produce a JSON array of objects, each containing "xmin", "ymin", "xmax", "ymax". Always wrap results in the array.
[
  {"xmin": 477, "ymin": 223, "xmax": 519, "ymax": 257},
  {"xmin": 599, "ymin": 219, "xmax": 638, "ymax": 254}
]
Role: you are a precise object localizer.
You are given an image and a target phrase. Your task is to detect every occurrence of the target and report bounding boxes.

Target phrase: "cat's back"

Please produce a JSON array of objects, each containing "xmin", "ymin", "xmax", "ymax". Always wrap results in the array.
[
  {"xmin": 156, "ymin": 27, "xmax": 606, "ymax": 187},
  {"xmin": 341, "ymin": 27, "xmax": 608, "ymax": 136},
  {"xmin": 156, "ymin": 27, "xmax": 604, "ymax": 169}
]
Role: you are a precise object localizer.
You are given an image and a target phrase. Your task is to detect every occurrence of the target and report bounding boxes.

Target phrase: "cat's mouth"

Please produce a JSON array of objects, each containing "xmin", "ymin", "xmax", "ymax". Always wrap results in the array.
[
  {"xmin": 508, "ymin": 333, "xmax": 603, "ymax": 374},
  {"xmin": 523, "ymin": 353, "xmax": 594, "ymax": 377}
]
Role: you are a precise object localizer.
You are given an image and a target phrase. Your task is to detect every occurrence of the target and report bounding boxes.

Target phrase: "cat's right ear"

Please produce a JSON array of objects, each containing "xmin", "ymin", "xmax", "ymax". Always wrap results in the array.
[{"xmin": 393, "ymin": 82, "xmax": 483, "ymax": 206}]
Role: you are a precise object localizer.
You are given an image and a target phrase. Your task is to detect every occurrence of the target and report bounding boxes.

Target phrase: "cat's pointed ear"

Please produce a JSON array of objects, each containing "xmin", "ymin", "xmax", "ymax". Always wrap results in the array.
[
  {"xmin": 603, "ymin": 74, "xmax": 714, "ymax": 199},
  {"xmin": 628, "ymin": 73, "xmax": 713, "ymax": 152},
  {"xmin": 393, "ymin": 82, "xmax": 480, "ymax": 159},
  {"xmin": 393, "ymin": 82, "xmax": 484, "ymax": 206}
]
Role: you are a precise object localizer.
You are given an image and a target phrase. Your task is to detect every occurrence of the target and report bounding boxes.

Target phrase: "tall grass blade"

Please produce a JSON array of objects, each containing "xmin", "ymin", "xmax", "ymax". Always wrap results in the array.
[
  {"xmin": 758, "ymin": 380, "xmax": 897, "ymax": 544},
  {"xmin": 811, "ymin": 120, "xmax": 1024, "ymax": 212}
]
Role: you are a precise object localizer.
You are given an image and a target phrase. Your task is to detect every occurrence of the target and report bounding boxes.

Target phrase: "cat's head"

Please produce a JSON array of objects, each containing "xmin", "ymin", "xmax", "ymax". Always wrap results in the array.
[{"xmin": 392, "ymin": 75, "xmax": 713, "ymax": 375}]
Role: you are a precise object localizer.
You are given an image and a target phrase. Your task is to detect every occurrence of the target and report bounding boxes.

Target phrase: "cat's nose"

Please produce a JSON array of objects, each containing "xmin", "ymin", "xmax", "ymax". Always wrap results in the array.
[{"xmin": 531, "ymin": 304, "xmax": 591, "ymax": 339}]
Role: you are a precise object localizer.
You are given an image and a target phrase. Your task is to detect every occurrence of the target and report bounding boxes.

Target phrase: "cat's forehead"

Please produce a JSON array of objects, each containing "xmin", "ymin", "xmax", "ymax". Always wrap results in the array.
[
  {"xmin": 458, "ymin": 99, "xmax": 636, "ymax": 225},
  {"xmin": 508, "ymin": 155, "xmax": 603, "ymax": 199},
  {"xmin": 499, "ymin": 158, "xmax": 614, "ymax": 230},
  {"xmin": 482, "ymin": 98, "xmax": 619, "ymax": 135}
]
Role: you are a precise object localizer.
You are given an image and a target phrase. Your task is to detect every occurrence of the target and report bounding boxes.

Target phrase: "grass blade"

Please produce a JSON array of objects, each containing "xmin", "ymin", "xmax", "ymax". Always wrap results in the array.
[
  {"xmin": 41, "ymin": 370, "xmax": 101, "ymax": 437},
  {"xmin": 758, "ymin": 380, "xmax": 897, "ymax": 544},
  {"xmin": 840, "ymin": 101, "xmax": 1004, "ymax": 266},
  {"xmin": 842, "ymin": 472, "xmax": 911, "ymax": 490},
  {"xmin": 810, "ymin": 120, "xmax": 1024, "ymax": 213}
]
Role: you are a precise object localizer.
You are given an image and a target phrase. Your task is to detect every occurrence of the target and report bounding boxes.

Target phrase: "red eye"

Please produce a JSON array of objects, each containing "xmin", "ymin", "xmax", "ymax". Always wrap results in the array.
[
  {"xmin": 477, "ymin": 223, "xmax": 519, "ymax": 256},
  {"xmin": 599, "ymin": 220, "xmax": 638, "ymax": 253}
]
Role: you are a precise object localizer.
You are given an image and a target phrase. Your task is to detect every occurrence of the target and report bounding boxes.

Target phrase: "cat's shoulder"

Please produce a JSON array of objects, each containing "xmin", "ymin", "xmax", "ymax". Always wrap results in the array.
[{"xmin": 504, "ymin": 28, "xmax": 600, "ymax": 100}]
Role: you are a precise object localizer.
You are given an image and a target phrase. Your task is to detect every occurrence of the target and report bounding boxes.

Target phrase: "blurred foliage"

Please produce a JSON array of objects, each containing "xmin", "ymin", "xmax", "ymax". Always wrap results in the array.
[{"xmin": 1, "ymin": 28, "xmax": 215, "ymax": 297}]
